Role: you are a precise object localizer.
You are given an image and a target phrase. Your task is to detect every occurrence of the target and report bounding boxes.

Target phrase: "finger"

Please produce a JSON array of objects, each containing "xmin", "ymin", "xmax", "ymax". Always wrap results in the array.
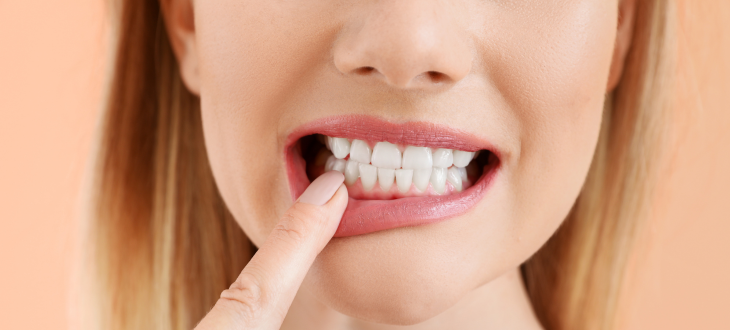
[{"xmin": 196, "ymin": 171, "xmax": 348, "ymax": 330}]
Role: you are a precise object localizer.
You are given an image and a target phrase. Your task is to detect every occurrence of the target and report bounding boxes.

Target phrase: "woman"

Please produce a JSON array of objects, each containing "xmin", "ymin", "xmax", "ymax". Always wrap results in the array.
[{"xmin": 89, "ymin": 0, "xmax": 675, "ymax": 329}]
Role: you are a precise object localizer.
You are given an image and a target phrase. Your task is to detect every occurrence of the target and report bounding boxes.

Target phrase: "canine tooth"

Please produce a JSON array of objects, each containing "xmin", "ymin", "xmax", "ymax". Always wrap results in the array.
[
  {"xmin": 447, "ymin": 167, "xmax": 463, "ymax": 191},
  {"xmin": 430, "ymin": 167, "xmax": 447, "ymax": 194},
  {"xmin": 345, "ymin": 160, "xmax": 360, "ymax": 186},
  {"xmin": 371, "ymin": 142, "xmax": 402, "ymax": 169},
  {"xmin": 324, "ymin": 156, "xmax": 336, "ymax": 172},
  {"xmin": 358, "ymin": 163, "xmax": 377, "ymax": 191},
  {"xmin": 457, "ymin": 167, "xmax": 468, "ymax": 182},
  {"xmin": 378, "ymin": 168, "xmax": 395, "ymax": 191},
  {"xmin": 413, "ymin": 168, "xmax": 432, "ymax": 192},
  {"xmin": 402, "ymin": 146, "xmax": 433, "ymax": 169},
  {"xmin": 432, "ymin": 148, "xmax": 453, "ymax": 168},
  {"xmin": 395, "ymin": 169, "xmax": 413, "ymax": 193},
  {"xmin": 329, "ymin": 137, "xmax": 351, "ymax": 159},
  {"xmin": 350, "ymin": 139, "xmax": 372, "ymax": 164},
  {"xmin": 331, "ymin": 158, "xmax": 346, "ymax": 173},
  {"xmin": 453, "ymin": 150, "xmax": 475, "ymax": 167}
]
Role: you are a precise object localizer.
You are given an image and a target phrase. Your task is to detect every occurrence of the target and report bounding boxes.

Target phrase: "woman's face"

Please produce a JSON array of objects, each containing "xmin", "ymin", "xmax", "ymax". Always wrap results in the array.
[{"xmin": 175, "ymin": 0, "xmax": 624, "ymax": 324}]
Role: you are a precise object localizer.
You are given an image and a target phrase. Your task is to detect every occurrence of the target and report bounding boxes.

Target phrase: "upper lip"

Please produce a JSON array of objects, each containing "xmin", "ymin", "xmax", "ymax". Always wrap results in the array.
[{"xmin": 285, "ymin": 115, "xmax": 498, "ymax": 154}]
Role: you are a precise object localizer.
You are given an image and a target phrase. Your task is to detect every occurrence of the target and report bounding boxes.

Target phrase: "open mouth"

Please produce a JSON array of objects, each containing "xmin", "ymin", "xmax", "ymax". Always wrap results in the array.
[{"xmin": 286, "ymin": 116, "xmax": 500, "ymax": 237}]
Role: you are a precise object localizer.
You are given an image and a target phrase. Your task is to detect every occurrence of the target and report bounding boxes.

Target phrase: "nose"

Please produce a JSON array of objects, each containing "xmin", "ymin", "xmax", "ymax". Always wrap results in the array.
[{"xmin": 333, "ymin": 0, "xmax": 473, "ymax": 89}]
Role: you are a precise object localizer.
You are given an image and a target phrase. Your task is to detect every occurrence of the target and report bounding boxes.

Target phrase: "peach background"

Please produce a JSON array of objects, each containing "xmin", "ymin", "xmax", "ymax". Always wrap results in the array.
[{"xmin": 0, "ymin": 0, "xmax": 727, "ymax": 329}]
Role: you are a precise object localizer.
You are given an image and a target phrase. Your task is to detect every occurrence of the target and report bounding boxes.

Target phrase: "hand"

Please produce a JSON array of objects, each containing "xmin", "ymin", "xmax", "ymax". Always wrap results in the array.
[{"xmin": 195, "ymin": 171, "xmax": 348, "ymax": 330}]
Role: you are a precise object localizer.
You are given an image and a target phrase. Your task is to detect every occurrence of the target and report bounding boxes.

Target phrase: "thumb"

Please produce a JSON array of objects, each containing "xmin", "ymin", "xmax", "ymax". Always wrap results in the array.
[{"xmin": 196, "ymin": 171, "xmax": 348, "ymax": 330}]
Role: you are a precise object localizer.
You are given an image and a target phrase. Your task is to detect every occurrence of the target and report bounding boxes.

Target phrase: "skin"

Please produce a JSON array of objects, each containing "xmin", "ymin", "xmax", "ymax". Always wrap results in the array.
[{"xmin": 161, "ymin": 0, "xmax": 637, "ymax": 328}]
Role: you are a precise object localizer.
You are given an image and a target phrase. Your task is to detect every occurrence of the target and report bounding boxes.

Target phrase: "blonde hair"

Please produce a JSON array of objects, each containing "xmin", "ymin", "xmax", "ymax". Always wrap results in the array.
[{"xmin": 88, "ymin": 0, "xmax": 675, "ymax": 329}]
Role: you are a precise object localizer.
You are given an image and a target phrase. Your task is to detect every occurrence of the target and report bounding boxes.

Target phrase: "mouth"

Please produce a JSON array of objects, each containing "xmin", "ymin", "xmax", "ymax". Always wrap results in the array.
[{"xmin": 286, "ymin": 115, "xmax": 500, "ymax": 237}]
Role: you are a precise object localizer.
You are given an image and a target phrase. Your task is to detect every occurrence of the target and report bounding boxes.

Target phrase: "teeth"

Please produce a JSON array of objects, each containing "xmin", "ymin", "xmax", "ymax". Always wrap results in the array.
[
  {"xmin": 432, "ymin": 148, "xmax": 453, "ymax": 168},
  {"xmin": 345, "ymin": 159, "xmax": 360, "ymax": 186},
  {"xmin": 350, "ymin": 139, "xmax": 372, "ymax": 164},
  {"xmin": 378, "ymin": 168, "xmax": 395, "ymax": 191},
  {"xmin": 430, "ymin": 167, "xmax": 447, "ymax": 194},
  {"xmin": 402, "ymin": 146, "xmax": 433, "ymax": 169},
  {"xmin": 395, "ymin": 169, "xmax": 413, "ymax": 193},
  {"xmin": 371, "ymin": 142, "xmax": 402, "ymax": 169},
  {"xmin": 331, "ymin": 158, "xmax": 346, "ymax": 173},
  {"xmin": 319, "ymin": 135, "xmax": 481, "ymax": 193},
  {"xmin": 453, "ymin": 150, "xmax": 475, "ymax": 168},
  {"xmin": 324, "ymin": 155, "xmax": 336, "ymax": 172},
  {"xmin": 358, "ymin": 163, "xmax": 377, "ymax": 191},
  {"xmin": 447, "ymin": 167, "xmax": 463, "ymax": 192},
  {"xmin": 413, "ymin": 168, "xmax": 432, "ymax": 192},
  {"xmin": 329, "ymin": 137, "xmax": 351, "ymax": 159},
  {"xmin": 457, "ymin": 167, "xmax": 468, "ymax": 183}
]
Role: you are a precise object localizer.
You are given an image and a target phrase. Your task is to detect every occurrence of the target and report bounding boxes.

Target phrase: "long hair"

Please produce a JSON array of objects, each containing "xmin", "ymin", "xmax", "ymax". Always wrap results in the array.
[{"xmin": 87, "ymin": 1, "xmax": 675, "ymax": 329}]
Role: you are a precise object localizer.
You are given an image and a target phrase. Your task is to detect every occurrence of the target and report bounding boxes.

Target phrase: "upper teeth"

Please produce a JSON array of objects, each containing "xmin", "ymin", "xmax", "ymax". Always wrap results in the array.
[{"xmin": 323, "ymin": 136, "xmax": 478, "ymax": 193}]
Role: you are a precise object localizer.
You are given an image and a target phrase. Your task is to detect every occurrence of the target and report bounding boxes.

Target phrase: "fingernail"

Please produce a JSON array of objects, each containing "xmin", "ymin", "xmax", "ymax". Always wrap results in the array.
[{"xmin": 298, "ymin": 171, "xmax": 345, "ymax": 206}]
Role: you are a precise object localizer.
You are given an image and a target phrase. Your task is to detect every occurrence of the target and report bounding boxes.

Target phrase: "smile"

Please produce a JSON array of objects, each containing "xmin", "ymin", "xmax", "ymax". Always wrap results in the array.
[{"xmin": 286, "ymin": 115, "xmax": 500, "ymax": 237}]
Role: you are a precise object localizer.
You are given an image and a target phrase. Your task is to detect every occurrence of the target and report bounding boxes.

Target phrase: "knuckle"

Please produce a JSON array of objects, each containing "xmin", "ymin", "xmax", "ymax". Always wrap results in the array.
[{"xmin": 219, "ymin": 272, "xmax": 266, "ymax": 321}]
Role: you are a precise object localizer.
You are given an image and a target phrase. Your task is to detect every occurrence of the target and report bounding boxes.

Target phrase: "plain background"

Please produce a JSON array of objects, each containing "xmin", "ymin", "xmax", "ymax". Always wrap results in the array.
[{"xmin": 0, "ymin": 0, "xmax": 728, "ymax": 329}]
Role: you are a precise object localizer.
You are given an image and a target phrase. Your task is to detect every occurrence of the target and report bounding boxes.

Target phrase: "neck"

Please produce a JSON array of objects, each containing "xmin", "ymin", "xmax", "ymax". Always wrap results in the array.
[{"xmin": 282, "ymin": 268, "xmax": 544, "ymax": 330}]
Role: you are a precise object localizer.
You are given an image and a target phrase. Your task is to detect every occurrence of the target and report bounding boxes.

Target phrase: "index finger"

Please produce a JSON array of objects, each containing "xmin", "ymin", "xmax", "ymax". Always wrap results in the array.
[{"xmin": 195, "ymin": 171, "xmax": 348, "ymax": 330}]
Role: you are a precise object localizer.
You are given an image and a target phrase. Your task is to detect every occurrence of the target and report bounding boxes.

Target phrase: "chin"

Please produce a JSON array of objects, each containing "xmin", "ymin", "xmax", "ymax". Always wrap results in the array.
[{"xmin": 301, "ymin": 212, "xmax": 499, "ymax": 325}]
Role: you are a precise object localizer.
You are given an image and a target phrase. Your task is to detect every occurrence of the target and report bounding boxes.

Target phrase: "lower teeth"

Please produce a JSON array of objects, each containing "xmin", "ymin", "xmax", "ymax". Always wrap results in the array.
[{"xmin": 321, "ymin": 149, "xmax": 476, "ymax": 194}]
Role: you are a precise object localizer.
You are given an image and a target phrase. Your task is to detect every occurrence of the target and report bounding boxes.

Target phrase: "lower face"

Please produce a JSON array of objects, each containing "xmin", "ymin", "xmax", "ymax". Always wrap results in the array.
[{"xmin": 195, "ymin": 0, "xmax": 617, "ymax": 324}]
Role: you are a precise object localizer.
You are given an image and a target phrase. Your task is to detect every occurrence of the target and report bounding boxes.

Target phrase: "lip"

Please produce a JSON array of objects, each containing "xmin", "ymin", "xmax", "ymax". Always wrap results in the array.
[{"xmin": 285, "ymin": 115, "xmax": 501, "ymax": 237}]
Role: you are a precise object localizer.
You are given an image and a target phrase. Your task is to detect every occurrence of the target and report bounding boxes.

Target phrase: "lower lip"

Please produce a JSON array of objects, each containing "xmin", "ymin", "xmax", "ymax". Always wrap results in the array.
[
  {"xmin": 285, "ymin": 116, "xmax": 500, "ymax": 237},
  {"xmin": 333, "ymin": 165, "xmax": 497, "ymax": 237}
]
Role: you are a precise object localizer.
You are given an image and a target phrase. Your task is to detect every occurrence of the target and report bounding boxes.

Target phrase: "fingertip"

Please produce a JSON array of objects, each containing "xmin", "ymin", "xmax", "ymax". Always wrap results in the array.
[
  {"xmin": 298, "ymin": 171, "xmax": 345, "ymax": 206},
  {"xmin": 328, "ymin": 184, "xmax": 349, "ymax": 210}
]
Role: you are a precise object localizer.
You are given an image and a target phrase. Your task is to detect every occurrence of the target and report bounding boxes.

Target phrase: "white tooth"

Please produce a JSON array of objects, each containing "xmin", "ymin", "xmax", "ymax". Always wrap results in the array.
[
  {"xmin": 430, "ymin": 167, "xmax": 447, "ymax": 194},
  {"xmin": 331, "ymin": 158, "xmax": 346, "ymax": 173},
  {"xmin": 350, "ymin": 139, "xmax": 372, "ymax": 164},
  {"xmin": 345, "ymin": 159, "xmax": 360, "ymax": 186},
  {"xmin": 447, "ymin": 167, "xmax": 463, "ymax": 192},
  {"xmin": 453, "ymin": 150, "xmax": 475, "ymax": 167},
  {"xmin": 412, "ymin": 168, "xmax": 432, "ymax": 192},
  {"xmin": 324, "ymin": 155, "xmax": 336, "ymax": 172},
  {"xmin": 358, "ymin": 163, "xmax": 377, "ymax": 191},
  {"xmin": 457, "ymin": 167, "xmax": 468, "ymax": 182},
  {"xmin": 371, "ymin": 142, "xmax": 402, "ymax": 169},
  {"xmin": 402, "ymin": 146, "xmax": 433, "ymax": 169},
  {"xmin": 395, "ymin": 169, "xmax": 413, "ymax": 193},
  {"xmin": 329, "ymin": 137, "xmax": 351, "ymax": 159},
  {"xmin": 378, "ymin": 168, "xmax": 395, "ymax": 191},
  {"xmin": 432, "ymin": 148, "xmax": 453, "ymax": 168}
]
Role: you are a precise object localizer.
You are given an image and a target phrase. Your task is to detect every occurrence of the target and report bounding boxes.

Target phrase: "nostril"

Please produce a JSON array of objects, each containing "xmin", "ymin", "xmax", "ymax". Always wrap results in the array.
[
  {"xmin": 354, "ymin": 66, "xmax": 376, "ymax": 76},
  {"xmin": 426, "ymin": 71, "xmax": 448, "ymax": 84}
]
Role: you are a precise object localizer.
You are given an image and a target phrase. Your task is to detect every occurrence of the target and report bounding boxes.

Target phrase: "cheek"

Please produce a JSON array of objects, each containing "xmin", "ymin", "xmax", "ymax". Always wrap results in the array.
[
  {"xmin": 194, "ymin": 1, "xmax": 343, "ymax": 245},
  {"xmin": 199, "ymin": 104, "xmax": 285, "ymax": 247},
  {"xmin": 484, "ymin": 1, "xmax": 617, "ymax": 244},
  {"xmin": 193, "ymin": 0, "xmax": 357, "ymax": 244}
]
